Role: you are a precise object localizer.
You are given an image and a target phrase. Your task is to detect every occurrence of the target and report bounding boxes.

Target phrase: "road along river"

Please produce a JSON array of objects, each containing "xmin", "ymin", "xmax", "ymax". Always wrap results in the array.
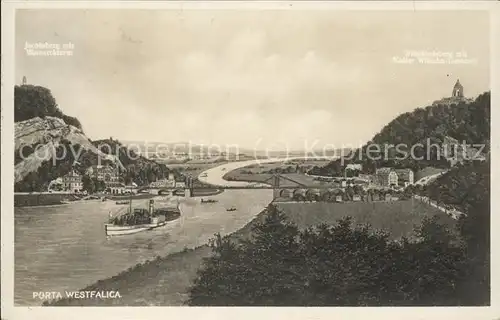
[{"xmin": 14, "ymin": 160, "xmax": 280, "ymax": 306}]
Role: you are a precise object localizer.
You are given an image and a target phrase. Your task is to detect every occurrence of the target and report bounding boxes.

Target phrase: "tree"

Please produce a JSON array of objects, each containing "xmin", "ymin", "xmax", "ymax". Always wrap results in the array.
[
  {"xmin": 346, "ymin": 168, "xmax": 360, "ymax": 177},
  {"xmin": 92, "ymin": 138, "xmax": 171, "ymax": 187},
  {"xmin": 189, "ymin": 205, "xmax": 304, "ymax": 306},
  {"xmin": 306, "ymin": 191, "xmax": 318, "ymax": 202},
  {"xmin": 15, "ymin": 85, "xmax": 82, "ymax": 129},
  {"xmin": 82, "ymin": 175, "xmax": 95, "ymax": 194},
  {"xmin": 188, "ymin": 206, "xmax": 474, "ymax": 306},
  {"xmin": 292, "ymin": 193, "xmax": 305, "ymax": 202},
  {"xmin": 415, "ymin": 216, "xmax": 455, "ymax": 245}
]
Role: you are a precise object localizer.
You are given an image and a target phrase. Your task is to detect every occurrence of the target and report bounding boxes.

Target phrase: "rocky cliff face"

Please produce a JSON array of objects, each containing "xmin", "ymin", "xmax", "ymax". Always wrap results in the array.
[{"xmin": 14, "ymin": 116, "xmax": 118, "ymax": 184}]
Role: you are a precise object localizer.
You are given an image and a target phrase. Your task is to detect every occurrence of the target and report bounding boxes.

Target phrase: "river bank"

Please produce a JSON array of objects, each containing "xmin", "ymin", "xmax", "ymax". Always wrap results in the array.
[
  {"xmin": 45, "ymin": 205, "xmax": 270, "ymax": 306},
  {"xmin": 191, "ymin": 188, "xmax": 223, "ymax": 197},
  {"xmin": 105, "ymin": 193, "xmax": 155, "ymax": 201},
  {"xmin": 16, "ymin": 192, "xmax": 168, "ymax": 207},
  {"xmin": 14, "ymin": 193, "xmax": 78, "ymax": 207}
]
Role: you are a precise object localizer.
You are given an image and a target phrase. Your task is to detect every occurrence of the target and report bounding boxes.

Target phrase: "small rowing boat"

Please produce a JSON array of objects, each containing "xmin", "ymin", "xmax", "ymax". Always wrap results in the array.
[{"xmin": 201, "ymin": 198, "xmax": 218, "ymax": 204}]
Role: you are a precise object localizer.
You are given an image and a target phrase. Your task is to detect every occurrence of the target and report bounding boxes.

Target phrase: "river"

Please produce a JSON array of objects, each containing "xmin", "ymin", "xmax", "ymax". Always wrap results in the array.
[
  {"xmin": 197, "ymin": 156, "xmax": 333, "ymax": 187},
  {"xmin": 14, "ymin": 160, "xmax": 275, "ymax": 306}
]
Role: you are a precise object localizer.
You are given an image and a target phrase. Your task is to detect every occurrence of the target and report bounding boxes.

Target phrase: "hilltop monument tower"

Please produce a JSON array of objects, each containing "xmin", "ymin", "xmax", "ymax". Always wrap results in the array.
[
  {"xmin": 432, "ymin": 78, "xmax": 473, "ymax": 106},
  {"xmin": 22, "ymin": 76, "xmax": 27, "ymax": 85},
  {"xmin": 452, "ymin": 79, "xmax": 464, "ymax": 98}
]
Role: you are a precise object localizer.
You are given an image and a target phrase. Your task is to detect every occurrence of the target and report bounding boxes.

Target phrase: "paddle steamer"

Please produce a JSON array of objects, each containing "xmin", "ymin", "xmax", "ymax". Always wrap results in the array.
[{"xmin": 105, "ymin": 198, "xmax": 181, "ymax": 236}]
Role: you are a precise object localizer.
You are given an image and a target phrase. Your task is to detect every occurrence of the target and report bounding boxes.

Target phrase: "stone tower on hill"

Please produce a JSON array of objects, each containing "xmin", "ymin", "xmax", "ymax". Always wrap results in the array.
[
  {"xmin": 432, "ymin": 78, "xmax": 473, "ymax": 106},
  {"xmin": 452, "ymin": 79, "xmax": 464, "ymax": 98}
]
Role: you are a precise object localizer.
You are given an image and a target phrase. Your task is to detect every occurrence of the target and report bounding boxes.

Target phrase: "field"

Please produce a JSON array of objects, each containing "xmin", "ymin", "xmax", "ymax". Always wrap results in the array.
[
  {"xmin": 165, "ymin": 162, "xmax": 227, "ymax": 178},
  {"xmin": 277, "ymin": 200, "xmax": 456, "ymax": 241},
  {"xmin": 222, "ymin": 159, "xmax": 336, "ymax": 187},
  {"xmin": 165, "ymin": 158, "xmax": 332, "ymax": 181},
  {"xmin": 232, "ymin": 159, "xmax": 331, "ymax": 174}
]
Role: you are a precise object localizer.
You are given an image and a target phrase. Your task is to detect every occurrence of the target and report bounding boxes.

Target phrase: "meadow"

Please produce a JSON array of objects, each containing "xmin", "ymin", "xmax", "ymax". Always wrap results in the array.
[{"xmin": 277, "ymin": 200, "xmax": 456, "ymax": 241}]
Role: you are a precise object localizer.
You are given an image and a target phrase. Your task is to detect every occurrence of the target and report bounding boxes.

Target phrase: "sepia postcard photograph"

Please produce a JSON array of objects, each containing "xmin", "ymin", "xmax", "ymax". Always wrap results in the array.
[{"xmin": 1, "ymin": 1, "xmax": 499, "ymax": 320}]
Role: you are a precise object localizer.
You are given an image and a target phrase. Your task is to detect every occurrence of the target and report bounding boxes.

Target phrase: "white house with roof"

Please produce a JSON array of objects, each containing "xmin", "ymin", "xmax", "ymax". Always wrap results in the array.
[
  {"xmin": 62, "ymin": 170, "xmax": 83, "ymax": 193},
  {"xmin": 375, "ymin": 168, "xmax": 398, "ymax": 187},
  {"xmin": 394, "ymin": 168, "xmax": 414, "ymax": 187}
]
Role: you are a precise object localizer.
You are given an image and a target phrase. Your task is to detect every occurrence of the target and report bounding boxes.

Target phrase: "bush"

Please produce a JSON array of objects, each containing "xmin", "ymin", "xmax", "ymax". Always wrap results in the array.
[{"xmin": 188, "ymin": 204, "xmax": 485, "ymax": 306}]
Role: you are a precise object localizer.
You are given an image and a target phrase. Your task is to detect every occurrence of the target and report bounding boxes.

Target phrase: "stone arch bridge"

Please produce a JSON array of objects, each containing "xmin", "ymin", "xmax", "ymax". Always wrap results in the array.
[
  {"xmin": 138, "ymin": 174, "xmax": 340, "ymax": 200},
  {"xmin": 262, "ymin": 174, "xmax": 342, "ymax": 201}
]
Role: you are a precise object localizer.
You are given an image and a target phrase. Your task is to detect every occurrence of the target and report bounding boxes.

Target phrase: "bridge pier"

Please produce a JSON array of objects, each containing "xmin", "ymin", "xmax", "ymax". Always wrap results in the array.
[
  {"xmin": 185, "ymin": 176, "xmax": 193, "ymax": 198},
  {"xmin": 273, "ymin": 189, "xmax": 281, "ymax": 200}
]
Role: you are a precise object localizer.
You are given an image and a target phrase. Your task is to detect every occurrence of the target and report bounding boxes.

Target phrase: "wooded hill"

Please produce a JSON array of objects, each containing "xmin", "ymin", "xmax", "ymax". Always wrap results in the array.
[
  {"xmin": 187, "ymin": 92, "xmax": 491, "ymax": 306},
  {"xmin": 92, "ymin": 138, "xmax": 171, "ymax": 186},
  {"xmin": 15, "ymin": 84, "xmax": 83, "ymax": 130},
  {"xmin": 14, "ymin": 85, "xmax": 170, "ymax": 192},
  {"xmin": 310, "ymin": 91, "xmax": 490, "ymax": 176}
]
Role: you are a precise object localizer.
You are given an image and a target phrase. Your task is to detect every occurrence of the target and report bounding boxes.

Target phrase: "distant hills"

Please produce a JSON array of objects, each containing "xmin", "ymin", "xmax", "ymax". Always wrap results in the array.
[
  {"xmin": 120, "ymin": 141, "xmax": 220, "ymax": 155},
  {"xmin": 120, "ymin": 140, "xmax": 349, "ymax": 160}
]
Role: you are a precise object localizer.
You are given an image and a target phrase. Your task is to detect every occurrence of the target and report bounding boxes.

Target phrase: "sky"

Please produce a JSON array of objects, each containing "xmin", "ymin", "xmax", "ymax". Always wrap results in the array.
[{"xmin": 15, "ymin": 9, "xmax": 490, "ymax": 151}]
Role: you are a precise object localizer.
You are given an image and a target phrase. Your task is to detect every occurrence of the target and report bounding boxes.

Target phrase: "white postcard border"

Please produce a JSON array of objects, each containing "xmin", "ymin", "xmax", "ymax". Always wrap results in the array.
[{"xmin": 2, "ymin": 1, "xmax": 499, "ymax": 319}]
